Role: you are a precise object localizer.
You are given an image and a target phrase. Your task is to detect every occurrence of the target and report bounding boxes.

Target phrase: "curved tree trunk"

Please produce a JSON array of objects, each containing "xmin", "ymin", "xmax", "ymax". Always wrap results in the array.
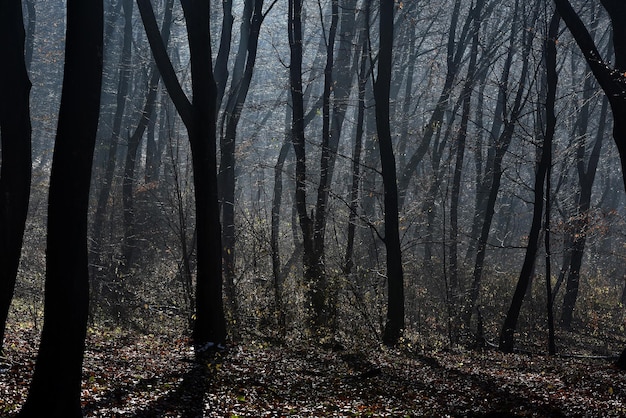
[{"xmin": 551, "ymin": 0, "xmax": 626, "ymax": 368}]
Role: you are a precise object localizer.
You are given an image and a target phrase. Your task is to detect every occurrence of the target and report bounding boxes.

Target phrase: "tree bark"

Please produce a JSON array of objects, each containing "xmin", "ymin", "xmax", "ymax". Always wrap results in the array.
[
  {"xmin": 18, "ymin": 0, "xmax": 103, "ymax": 415},
  {"xmin": 499, "ymin": 11, "xmax": 559, "ymax": 353},
  {"xmin": 137, "ymin": 0, "xmax": 226, "ymax": 346},
  {"xmin": 375, "ymin": 0, "xmax": 405, "ymax": 346},
  {"xmin": 464, "ymin": 0, "xmax": 537, "ymax": 331},
  {"xmin": 219, "ymin": 0, "xmax": 269, "ymax": 334},
  {"xmin": 551, "ymin": 0, "xmax": 626, "ymax": 368},
  {"xmin": 0, "ymin": 0, "xmax": 32, "ymax": 355}
]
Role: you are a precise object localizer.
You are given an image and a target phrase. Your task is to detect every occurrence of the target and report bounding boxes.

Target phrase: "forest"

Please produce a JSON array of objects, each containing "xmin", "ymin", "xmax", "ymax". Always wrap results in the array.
[{"xmin": 2, "ymin": 0, "xmax": 626, "ymax": 416}]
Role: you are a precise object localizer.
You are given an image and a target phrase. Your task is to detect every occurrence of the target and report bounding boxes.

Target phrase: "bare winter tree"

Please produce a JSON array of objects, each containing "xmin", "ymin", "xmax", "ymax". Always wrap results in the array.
[{"xmin": 136, "ymin": 0, "xmax": 226, "ymax": 349}]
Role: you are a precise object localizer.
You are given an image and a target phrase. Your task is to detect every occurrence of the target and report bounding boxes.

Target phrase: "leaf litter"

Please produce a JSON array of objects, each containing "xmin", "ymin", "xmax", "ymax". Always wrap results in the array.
[{"xmin": 1, "ymin": 324, "xmax": 626, "ymax": 417}]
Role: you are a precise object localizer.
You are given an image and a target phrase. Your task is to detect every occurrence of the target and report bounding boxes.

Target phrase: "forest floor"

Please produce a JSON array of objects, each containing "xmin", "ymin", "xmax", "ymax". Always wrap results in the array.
[{"xmin": 2, "ymin": 322, "xmax": 626, "ymax": 417}]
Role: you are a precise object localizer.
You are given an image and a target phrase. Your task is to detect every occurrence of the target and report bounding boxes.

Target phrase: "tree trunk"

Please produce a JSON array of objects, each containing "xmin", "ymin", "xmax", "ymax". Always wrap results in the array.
[
  {"xmin": 448, "ymin": 0, "xmax": 484, "ymax": 344},
  {"xmin": 560, "ymin": 80, "xmax": 608, "ymax": 330},
  {"xmin": 551, "ymin": 0, "xmax": 626, "ymax": 367},
  {"xmin": 499, "ymin": 11, "xmax": 559, "ymax": 353},
  {"xmin": 0, "ymin": 0, "xmax": 32, "ymax": 355},
  {"xmin": 90, "ymin": 0, "xmax": 135, "ymax": 285},
  {"xmin": 288, "ymin": 0, "xmax": 328, "ymax": 335},
  {"xmin": 219, "ymin": 0, "xmax": 268, "ymax": 334},
  {"xmin": 464, "ymin": 0, "xmax": 537, "ymax": 331},
  {"xmin": 180, "ymin": 0, "xmax": 227, "ymax": 346},
  {"xmin": 375, "ymin": 0, "xmax": 405, "ymax": 347},
  {"xmin": 270, "ymin": 127, "xmax": 291, "ymax": 338},
  {"xmin": 18, "ymin": 0, "xmax": 103, "ymax": 415},
  {"xmin": 345, "ymin": 40, "xmax": 368, "ymax": 276},
  {"xmin": 137, "ymin": 0, "xmax": 226, "ymax": 346}
]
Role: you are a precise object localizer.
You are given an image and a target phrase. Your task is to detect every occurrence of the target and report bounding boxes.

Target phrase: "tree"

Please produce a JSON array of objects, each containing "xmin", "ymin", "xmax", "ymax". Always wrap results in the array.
[
  {"xmin": 374, "ymin": 0, "xmax": 405, "ymax": 346},
  {"xmin": 136, "ymin": 0, "xmax": 226, "ymax": 347},
  {"xmin": 18, "ymin": 0, "xmax": 103, "ymax": 415},
  {"xmin": 463, "ymin": 0, "xmax": 538, "ymax": 331},
  {"xmin": 0, "ymin": 0, "xmax": 32, "ymax": 356},
  {"xmin": 448, "ymin": 0, "xmax": 485, "ymax": 343},
  {"xmin": 120, "ymin": 0, "xmax": 175, "ymax": 277},
  {"xmin": 90, "ymin": 0, "xmax": 135, "ymax": 290},
  {"xmin": 550, "ymin": 0, "xmax": 626, "ymax": 367},
  {"xmin": 219, "ymin": 0, "xmax": 275, "ymax": 330},
  {"xmin": 558, "ymin": 4, "xmax": 608, "ymax": 329},
  {"xmin": 499, "ymin": 11, "xmax": 559, "ymax": 354},
  {"xmin": 288, "ymin": 0, "xmax": 340, "ymax": 336}
]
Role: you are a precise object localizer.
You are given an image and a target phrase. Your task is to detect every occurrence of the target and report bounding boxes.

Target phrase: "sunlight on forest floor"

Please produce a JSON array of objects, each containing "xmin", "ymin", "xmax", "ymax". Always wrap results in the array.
[{"xmin": 2, "ymin": 321, "xmax": 626, "ymax": 417}]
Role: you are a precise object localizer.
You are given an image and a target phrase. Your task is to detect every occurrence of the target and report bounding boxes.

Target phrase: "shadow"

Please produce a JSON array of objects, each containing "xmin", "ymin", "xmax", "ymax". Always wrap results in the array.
[
  {"xmin": 130, "ymin": 350, "xmax": 224, "ymax": 418},
  {"xmin": 129, "ymin": 365, "xmax": 207, "ymax": 417},
  {"xmin": 80, "ymin": 349, "xmax": 224, "ymax": 418},
  {"xmin": 410, "ymin": 352, "xmax": 567, "ymax": 417}
]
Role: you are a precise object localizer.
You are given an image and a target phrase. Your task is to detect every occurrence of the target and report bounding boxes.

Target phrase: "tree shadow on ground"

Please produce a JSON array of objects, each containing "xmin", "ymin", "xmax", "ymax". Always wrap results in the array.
[
  {"xmin": 411, "ymin": 352, "xmax": 567, "ymax": 417},
  {"xmin": 80, "ymin": 350, "xmax": 221, "ymax": 418},
  {"xmin": 131, "ymin": 354, "xmax": 219, "ymax": 418}
]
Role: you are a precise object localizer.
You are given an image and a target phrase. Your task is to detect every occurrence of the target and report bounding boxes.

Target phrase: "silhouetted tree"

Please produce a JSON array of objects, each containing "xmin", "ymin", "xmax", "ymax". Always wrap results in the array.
[
  {"xmin": 499, "ymin": 11, "xmax": 559, "ymax": 354},
  {"xmin": 18, "ymin": 0, "xmax": 103, "ymax": 415},
  {"xmin": 464, "ymin": 0, "xmax": 538, "ymax": 331},
  {"xmin": 551, "ymin": 0, "xmax": 626, "ymax": 367},
  {"xmin": 0, "ymin": 0, "xmax": 32, "ymax": 356},
  {"xmin": 137, "ymin": 0, "xmax": 226, "ymax": 347},
  {"xmin": 219, "ymin": 0, "xmax": 275, "ymax": 331},
  {"xmin": 374, "ymin": 0, "xmax": 405, "ymax": 346}
]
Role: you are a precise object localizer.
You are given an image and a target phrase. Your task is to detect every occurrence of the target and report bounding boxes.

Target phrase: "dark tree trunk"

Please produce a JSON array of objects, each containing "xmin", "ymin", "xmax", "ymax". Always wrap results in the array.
[
  {"xmin": 345, "ymin": 40, "xmax": 368, "ymax": 276},
  {"xmin": 551, "ymin": 0, "xmax": 626, "ymax": 367},
  {"xmin": 214, "ymin": 0, "xmax": 233, "ymax": 107},
  {"xmin": 375, "ymin": 0, "xmax": 404, "ymax": 347},
  {"xmin": 288, "ymin": 0, "xmax": 329, "ymax": 334},
  {"xmin": 499, "ymin": 11, "xmax": 559, "ymax": 354},
  {"xmin": 219, "ymin": 0, "xmax": 268, "ymax": 333},
  {"xmin": 180, "ymin": 0, "xmax": 226, "ymax": 346},
  {"xmin": 137, "ymin": 0, "xmax": 226, "ymax": 346},
  {"xmin": 90, "ymin": 0, "xmax": 135, "ymax": 284},
  {"xmin": 17, "ymin": 0, "xmax": 103, "ymax": 415},
  {"xmin": 270, "ymin": 126, "xmax": 291, "ymax": 338},
  {"xmin": 289, "ymin": 0, "xmax": 317, "ymax": 331},
  {"xmin": 560, "ymin": 81, "xmax": 608, "ymax": 330},
  {"xmin": 0, "ymin": 0, "xmax": 32, "ymax": 355},
  {"xmin": 464, "ymin": 0, "xmax": 537, "ymax": 331},
  {"xmin": 448, "ymin": 0, "xmax": 484, "ymax": 344}
]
